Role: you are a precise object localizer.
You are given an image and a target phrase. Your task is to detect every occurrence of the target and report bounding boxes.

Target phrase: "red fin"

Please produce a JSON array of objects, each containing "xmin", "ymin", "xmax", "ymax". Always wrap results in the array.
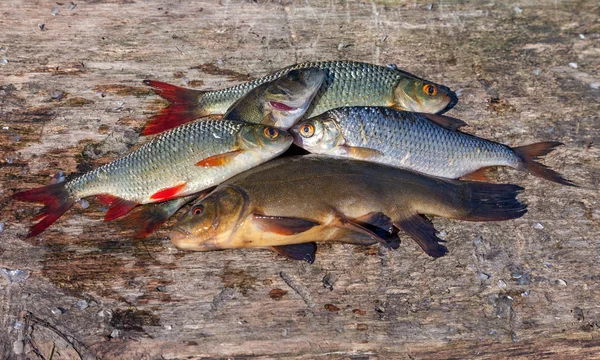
[
  {"xmin": 196, "ymin": 150, "xmax": 242, "ymax": 167},
  {"xmin": 513, "ymin": 142, "xmax": 576, "ymax": 186},
  {"xmin": 142, "ymin": 80, "xmax": 207, "ymax": 136},
  {"xmin": 394, "ymin": 214, "xmax": 448, "ymax": 258},
  {"xmin": 457, "ymin": 182, "xmax": 528, "ymax": 222},
  {"xmin": 252, "ymin": 214, "xmax": 320, "ymax": 235},
  {"xmin": 461, "ymin": 167, "xmax": 493, "ymax": 182},
  {"xmin": 120, "ymin": 193, "xmax": 201, "ymax": 239},
  {"xmin": 12, "ymin": 184, "xmax": 75, "ymax": 238},
  {"xmin": 96, "ymin": 194, "xmax": 118, "ymax": 206},
  {"xmin": 104, "ymin": 198, "xmax": 139, "ymax": 222},
  {"xmin": 149, "ymin": 182, "xmax": 187, "ymax": 201},
  {"xmin": 271, "ymin": 243, "xmax": 317, "ymax": 263},
  {"xmin": 421, "ymin": 113, "xmax": 468, "ymax": 131}
]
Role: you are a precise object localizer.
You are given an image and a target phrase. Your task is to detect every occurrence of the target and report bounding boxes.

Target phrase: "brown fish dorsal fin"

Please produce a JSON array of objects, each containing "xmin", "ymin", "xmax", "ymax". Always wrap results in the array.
[
  {"xmin": 252, "ymin": 214, "xmax": 320, "ymax": 235},
  {"xmin": 460, "ymin": 167, "xmax": 493, "ymax": 182},
  {"xmin": 393, "ymin": 214, "xmax": 448, "ymax": 258},
  {"xmin": 341, "ymin": 145, "xmax": 383, "ymax": 160},
  {"xmin": 421, "ymin": 113, "xmax": 468, "ymax": 131},
  {"xmin": 196, "ymin": 150, "xmax": 243, "ymax": 167},
  {"xmin": 271, "ymin": 243, "xmax": 317, "ymax": 263},
  {"xmin": 331, "ymin": 211, "xmax": 392, "ymax": 249}
]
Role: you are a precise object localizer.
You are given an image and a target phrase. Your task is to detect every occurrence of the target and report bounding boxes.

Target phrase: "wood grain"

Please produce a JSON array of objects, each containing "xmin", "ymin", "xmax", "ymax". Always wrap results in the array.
[{"xmin": 1, "ymin": 0, "xmax": 599, "ymax": 359}]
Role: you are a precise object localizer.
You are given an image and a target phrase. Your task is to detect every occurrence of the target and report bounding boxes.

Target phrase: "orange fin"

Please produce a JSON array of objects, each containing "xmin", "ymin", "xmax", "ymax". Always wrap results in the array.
[
  {"xmin": 142, "ymin": 80, "xmax": 208, "ymax": 136},
  {"xmin": 421, "ymin": 113, "xmax": 468, "ymax": 131},
  {"xmin": 394, "ymin": 214, "xmax": 448, "ymax": 258},
  {"xmin": 149, "ymin": 182, "xmax": 188, "ymax": 201},
  {"xmin": 341, "ymin": 145, "xmax": 383, "ymax": 160},
  {"xmin": 461, "ymin": 167, "xmax": 493, "ymax": 182},
  {"xmin": 12, "ymin": 183, "xmax": 75, "ymax": 238},
  {"xmin": 252, "ymin": 214, "xmax": 320, "ymax": 235},
  {"xmin": 196, "ymin": 150, "xmax": 242, "ymax": 167},
  {"xmin": 104, "ymin": 198, "xmax": 138, "ymax": 222},
  {"xmin": 513, "ymin": 142, "xmax": 576, "ymax": 186},
  {"xmin": 271, "ymin": 243, "xmax": 317, "ymax": 263},
  {"xmin": 120, "ymin": 193, "xmax": 202, "ymax": 239}
]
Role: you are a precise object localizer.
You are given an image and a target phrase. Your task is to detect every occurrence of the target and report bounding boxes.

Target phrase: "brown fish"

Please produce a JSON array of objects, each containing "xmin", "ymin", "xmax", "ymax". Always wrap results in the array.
[{"xmin": 170, "ymin": 156, "xmax": 527, "ymax": 259}]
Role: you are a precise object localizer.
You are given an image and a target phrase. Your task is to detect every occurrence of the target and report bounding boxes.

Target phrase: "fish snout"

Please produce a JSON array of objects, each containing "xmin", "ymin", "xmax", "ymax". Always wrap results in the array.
[{"xmin": 169, "ymin": 226, "xmax": 222, "ymax": 251}]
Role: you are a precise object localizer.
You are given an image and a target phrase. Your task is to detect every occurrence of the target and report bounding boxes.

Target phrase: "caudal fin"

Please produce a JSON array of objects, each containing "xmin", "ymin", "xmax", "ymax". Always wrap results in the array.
[
  {"xmin": 514, "ymin": 141, "xmax": 576, "ymax": 186},
  {"xmin": 142, "ymin": 80, "xmax": 208, "ymax": 136},
  {"xmin": 12, "ymin": 184, "xmax": 75, "ymax": 238},
  {"xmin": 459, "ymin": 182, "xmax": 528, "ymax": 222}
]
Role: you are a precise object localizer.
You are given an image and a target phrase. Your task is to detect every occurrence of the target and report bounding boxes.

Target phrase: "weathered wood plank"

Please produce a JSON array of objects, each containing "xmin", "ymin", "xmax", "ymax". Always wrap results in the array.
[{"xmin": 1, "ymin": 0, "xmax": 599, "ymax": 359}]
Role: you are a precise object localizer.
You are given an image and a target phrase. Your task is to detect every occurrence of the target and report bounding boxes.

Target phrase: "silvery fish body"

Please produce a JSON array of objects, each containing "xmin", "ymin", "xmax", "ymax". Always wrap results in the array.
[
  {"xmin": 292, "ymin": 106, "xmax": 573, "ymax": 185},
  {"xmin": 67, "ymin": 120, "xmax": 291, "ymax": 202},
  {"xmin": 200, "ymin": 60, "xmax": 457, "ymax": 117}
]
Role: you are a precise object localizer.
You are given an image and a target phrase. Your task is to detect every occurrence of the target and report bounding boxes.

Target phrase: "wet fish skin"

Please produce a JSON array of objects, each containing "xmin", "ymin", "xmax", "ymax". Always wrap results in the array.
[
  {"xmin": 170, "ymin": 156, "xmax": 527, "ymax": 258},
  {"xmin": 291, "ymin": 106, "xmax": 574, "ymax": 186},
  {"xmin": 223, "ymin": 68, "xmax": 325, "ymax": 129},
  {"xmin": 143, "ymin": 60, "xmax": 458, "ymax": 135},
  {"xmin": 13, "ymin": 120, "xmax": 292, "ymax": 237}
]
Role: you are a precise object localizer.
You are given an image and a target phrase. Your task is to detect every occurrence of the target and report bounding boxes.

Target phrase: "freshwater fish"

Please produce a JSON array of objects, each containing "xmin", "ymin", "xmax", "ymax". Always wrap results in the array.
[
  {"xmin": 13, "ymin": 121, "xmax": 292, "ymax": 238},
  {"xmin": 143, "ymin": 60, "xmax": 458, "ymax": 135},
  {"xmin": 170, "ymin": 156, "xmax": 528, "ymax": 259},
  {"xmin": 291, "ymin": 107, "xmax": 575, "ymax": 186}
]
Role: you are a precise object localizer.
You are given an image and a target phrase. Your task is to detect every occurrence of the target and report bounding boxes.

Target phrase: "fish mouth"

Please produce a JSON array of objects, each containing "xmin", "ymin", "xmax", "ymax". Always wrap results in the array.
[
  {"xmin": 438, "ymin": 86, "xmax": 459, "ymax": 114},
  {"xmin": 169, "ymin": 226, "xmax": 222, "ymax": 251}
]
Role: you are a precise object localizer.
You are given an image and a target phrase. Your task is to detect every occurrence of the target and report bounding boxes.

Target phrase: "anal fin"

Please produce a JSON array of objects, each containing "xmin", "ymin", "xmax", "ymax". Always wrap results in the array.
[
  {"xmin": 271, "ymin": 243, "xmax": 317, "ymax": 263},
  {"xmin": 394, "ymin": 214, "xmax": 448, "ymax": 258},
  {"xmin": 460, "ymin": 167, "xmax": 494, "ymax": 182}
]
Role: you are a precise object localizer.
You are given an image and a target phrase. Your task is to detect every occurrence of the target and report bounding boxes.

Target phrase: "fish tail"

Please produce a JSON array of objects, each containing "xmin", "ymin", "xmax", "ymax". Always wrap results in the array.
[
  {"xmin": 142, "ymin": 80, "xmax": 208, "ymax": 136},
  {"xmin": 513, "ymin": 142, "xmax": 577, "ymax": 186},
  {"xmin": 458, "ymin": 182, "xmax": 528, "ymax": 221},
  {"xmin": 12, "ymin": 183, "xmax": 76, "ymax": 238}
]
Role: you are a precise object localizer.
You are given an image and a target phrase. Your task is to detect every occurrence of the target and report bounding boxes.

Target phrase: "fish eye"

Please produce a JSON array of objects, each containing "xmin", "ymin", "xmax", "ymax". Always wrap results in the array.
[
  {"xmin": 299, "ymin": 123, "xmax": 315, "ymax": 137},
  {"xmin": 423, "ymin": 84, "xmax": 437, "ymax": 96},
  {"xmin": 264, "ymin": 127, "xmax": 279, "ymax": 139},
  {"xmin": 192, "ymin": 205, "xmax": 204, "ymax": 216},
  {"xmin": 286, "ymin": 70, "xmax": 303, "ymax": 81}
]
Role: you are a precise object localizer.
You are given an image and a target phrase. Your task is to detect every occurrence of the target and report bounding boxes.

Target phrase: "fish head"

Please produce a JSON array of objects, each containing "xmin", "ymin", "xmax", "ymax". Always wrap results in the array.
[
  {"xmin": 237, "ymin": 124, "xmax": 293, "ymax": 155},
  {"xmin": 290, "ymin": 112, "xmax": 343, "ymax": 153},
  {"xmin": 394, "ymin": 78, "xmax": 458, "ymax": 114},
  {"xmin": 262, "ymin": 68, "xmax": 325, "ymax": 129},
  {"xmin": 169, "ymin": 186, "xmax": 250, "ymax": 251}
]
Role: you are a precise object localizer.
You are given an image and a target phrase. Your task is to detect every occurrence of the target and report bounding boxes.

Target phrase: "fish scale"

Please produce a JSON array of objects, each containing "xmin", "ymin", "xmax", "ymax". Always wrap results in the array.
[
  {"xmin": 65, "ymin": 119, "xmax": 287, "ymax": 202},
  {"xmin": 305, "ymin": 107, "xmax": 520, "ymax": 179}
]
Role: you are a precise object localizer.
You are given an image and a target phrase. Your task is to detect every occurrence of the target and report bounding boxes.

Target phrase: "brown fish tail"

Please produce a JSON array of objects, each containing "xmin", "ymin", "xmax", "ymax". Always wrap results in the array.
[
  {"xmin": 12, "ymin": 184, "xmax": 76, "ymax": 238},
  {"xmin": 142, "ymin": 80, "xmax": 208, "ymax": 136},
  {"xmin": 513, "ymin": 142, "xmax": 576, "ymax": 186},
  {"xmin": 458, "ymin": 182, "xmax": 528, "ymax": 221}
]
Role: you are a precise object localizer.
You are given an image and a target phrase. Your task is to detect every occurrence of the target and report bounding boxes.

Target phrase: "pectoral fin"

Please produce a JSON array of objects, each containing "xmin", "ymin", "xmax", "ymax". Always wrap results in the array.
[
  {"xmin": 252, "ymin": 214, "xmax": 320, "ymax": 235},
  {"xmin": 421, "ymin": 113, "xmax": 468, "ymax": 131},
  {"xmin": 196, "ymin": 150, "xmax": 242, "ymax": 167},
  {"xmin": 341, "ymin": 145, "xmax": 383, "ymax": 160},
  {"xmin": 271, "ymin": 243, "xmax": 317, "ymax": 263},
  {"xmin": 394, "ymin": 214, "xmax": 448, "ymax": 258}
]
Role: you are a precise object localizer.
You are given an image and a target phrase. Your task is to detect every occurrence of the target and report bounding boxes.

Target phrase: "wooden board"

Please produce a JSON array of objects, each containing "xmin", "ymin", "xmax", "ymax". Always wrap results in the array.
[{"xmin": 1, "ymin": 0, "xmax": 599, "ymax": 358}]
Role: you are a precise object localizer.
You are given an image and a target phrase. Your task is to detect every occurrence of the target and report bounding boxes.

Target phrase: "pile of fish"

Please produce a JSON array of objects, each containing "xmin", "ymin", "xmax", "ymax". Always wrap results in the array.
[{"xmin": 13, "ymin": 60, "xmax": 575, "ymax": 262}]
